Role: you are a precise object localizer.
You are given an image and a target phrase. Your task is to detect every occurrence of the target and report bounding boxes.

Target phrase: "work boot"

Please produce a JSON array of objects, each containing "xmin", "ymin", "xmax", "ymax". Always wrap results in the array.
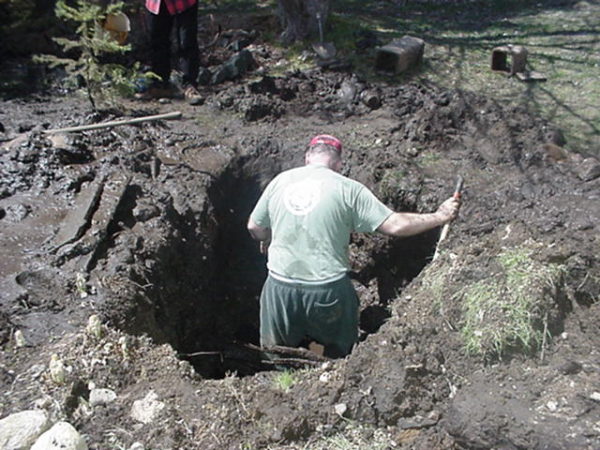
[
  {"xmin": 134, "ymin": 82, "xmax": 176, "ymax": 101},
  {"xmin": 182, "ymin": 84, "xmax": 204, "ymax": 105}
]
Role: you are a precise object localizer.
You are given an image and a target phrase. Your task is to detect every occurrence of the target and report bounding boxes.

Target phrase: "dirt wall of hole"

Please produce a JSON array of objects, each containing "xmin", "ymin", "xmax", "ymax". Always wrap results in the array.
[{"xmin": 97, "ymin": 150, "xmax": 446, "ymax": 377}]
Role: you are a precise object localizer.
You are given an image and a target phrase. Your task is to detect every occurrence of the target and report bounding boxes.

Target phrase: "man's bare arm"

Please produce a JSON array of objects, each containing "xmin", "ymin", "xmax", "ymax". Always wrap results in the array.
[{"xmin": 377, "ymin": 197, "xmax": 460, "ymax": 237}]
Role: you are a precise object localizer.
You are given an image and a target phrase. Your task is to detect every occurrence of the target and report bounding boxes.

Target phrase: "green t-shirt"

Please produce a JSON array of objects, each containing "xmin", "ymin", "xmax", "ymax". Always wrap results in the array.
[{"xmin": 250, "ymin": 164, "xmax": 393, "ymax": 282}]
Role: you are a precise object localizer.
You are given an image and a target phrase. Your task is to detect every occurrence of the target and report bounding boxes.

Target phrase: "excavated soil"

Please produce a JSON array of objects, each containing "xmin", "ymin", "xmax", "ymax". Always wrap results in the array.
[{"xmin": 1, "ymin": 12, "xmax": 599, "ymax": 450}]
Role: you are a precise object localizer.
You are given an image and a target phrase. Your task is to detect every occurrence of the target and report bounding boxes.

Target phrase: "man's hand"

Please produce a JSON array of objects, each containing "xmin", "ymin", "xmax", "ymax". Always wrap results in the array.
[
  {"xmin": 248, "ymin": 217, "xmax": 272, "ymax": 255},
  {"xmin": 259, "ymin": 239, "xmax": 270, "ymax": 255},
  {"xmin": 436, "ymin": 196, "xmax": 461, "ymax": 224}
]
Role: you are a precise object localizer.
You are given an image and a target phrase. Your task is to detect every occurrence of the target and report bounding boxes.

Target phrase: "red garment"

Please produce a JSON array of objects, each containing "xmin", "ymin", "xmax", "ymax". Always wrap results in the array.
[{"xmin": 145, "ymin": 0, "xmax": 197, "ymax": 15}]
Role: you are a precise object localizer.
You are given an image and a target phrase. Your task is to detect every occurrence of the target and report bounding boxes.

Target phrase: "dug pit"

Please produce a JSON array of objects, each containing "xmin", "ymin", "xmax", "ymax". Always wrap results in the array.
[{"xmin": 94, "ymin": 149, "xmax": 442, "ymax": 379}]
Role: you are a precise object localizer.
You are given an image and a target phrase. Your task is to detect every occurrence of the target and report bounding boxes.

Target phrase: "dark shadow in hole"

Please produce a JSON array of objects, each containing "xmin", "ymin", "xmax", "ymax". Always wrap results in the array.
[
  {"xmin": 358, "ymin": 228, "xmax": 440, "ymax": 336},
  {"xmin": 154, "ymin": 156, "xmax": 441, "ymax": 378}
]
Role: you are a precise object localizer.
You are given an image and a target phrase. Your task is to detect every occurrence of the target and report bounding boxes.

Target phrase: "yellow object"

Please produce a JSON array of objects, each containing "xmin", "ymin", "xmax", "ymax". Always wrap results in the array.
[{"xmin": 103, "ymin": 12, "xmax": 130, "ymax": 45}]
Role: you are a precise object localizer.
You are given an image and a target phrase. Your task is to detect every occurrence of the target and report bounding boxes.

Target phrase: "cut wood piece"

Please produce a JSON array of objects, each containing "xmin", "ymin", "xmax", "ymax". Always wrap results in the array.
[
  {"xmin": 50, "ymin": 176, "xmax": 106, "ymax": 252},
  {"xmin": 375, "ymin": 36, "xmax": 424, "ymax": 74},
  {"xmin": 64, "ymin": 171, "xmax": 132, "ymax": 271}
]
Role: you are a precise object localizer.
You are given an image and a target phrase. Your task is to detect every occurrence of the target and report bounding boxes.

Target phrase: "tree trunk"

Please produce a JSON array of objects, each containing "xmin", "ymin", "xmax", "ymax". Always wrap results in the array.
[{"xmin": 277, "ymin": 0, "xmax": 331, "ymax": 45}]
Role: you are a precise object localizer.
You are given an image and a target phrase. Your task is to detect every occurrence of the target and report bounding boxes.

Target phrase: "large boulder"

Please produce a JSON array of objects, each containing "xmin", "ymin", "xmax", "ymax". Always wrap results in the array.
[
  {"xmin": 0, "ymin": 410, "xmax": 50, "ymax": 450},
  {"xmin": 31, "ymin": 421, "xmax": 87, "ymax": 450}
]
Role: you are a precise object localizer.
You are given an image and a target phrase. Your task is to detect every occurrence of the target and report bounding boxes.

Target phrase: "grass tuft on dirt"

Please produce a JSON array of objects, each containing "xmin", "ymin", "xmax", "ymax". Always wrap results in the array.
[
  {"xmin": 458, "ymin": 243, "xmax": 564, "ymax": 360},
  {"xmin": 273, "ymin": 369, "xmax": 299, "ymax": 392}
]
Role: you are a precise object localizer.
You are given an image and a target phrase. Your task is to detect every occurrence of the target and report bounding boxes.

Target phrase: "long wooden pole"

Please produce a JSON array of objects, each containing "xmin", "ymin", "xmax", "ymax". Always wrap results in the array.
[{"xmin": 43, "ymin": 111, "xmax": 182, "ymax": 134}]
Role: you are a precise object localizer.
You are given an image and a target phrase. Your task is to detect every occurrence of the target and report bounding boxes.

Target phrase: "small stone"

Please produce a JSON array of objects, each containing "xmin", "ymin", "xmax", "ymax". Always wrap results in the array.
[
  {"xmin": 319, "ymin": 372, "xmax": 331, "ymax": 383},
  {"xmin": 131, "ymin": 391, "xmax": 165, "ymax": 424},
  {"xmin": 14, "ymin": 329, "xmax": 26, "ymax": 347},
  {"xmin": 577, "ymin": 157, "xmax": 600, "ymax": 181},
  {"xmin": 89, "ymin": 388, "xmax": 117, "ymax": 407},
  {"xmin": 133, "ymin": 203, "xmax": 160, "ymax": 222},
  {"xmin": 334, "ymin": 403, "xmax": 347, "ymax": 417},
  {"xmin": 546, "ymin": 400, "xmax": 558, "ymax": 412},
  {"xmin": 406, "ymin": 147, "xmax": 419, "ymax": 157},
  {"xmin": 590, "ymin": 392, "xmax": 600, "ymax": 402},
  {"xmin": 86, "ymin": 315, "xmax": 102, "ymax": 339},
  {"xmin": 49, "ymin": 354, "xmax": 66, "ymax": 384},
  {"xmin": 129, "ymin": 443, "xmax": 145, "ymax": 450},
  {"xmin": 558, "ymin": 360, "xmax": 582, "ymax": 375}
]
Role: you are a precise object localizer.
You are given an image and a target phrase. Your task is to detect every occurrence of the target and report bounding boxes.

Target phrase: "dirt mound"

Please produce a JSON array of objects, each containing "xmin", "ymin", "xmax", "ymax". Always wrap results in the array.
[{"xmin": 1, "ymin": 53, "xmax": 599, "ymax": 449}]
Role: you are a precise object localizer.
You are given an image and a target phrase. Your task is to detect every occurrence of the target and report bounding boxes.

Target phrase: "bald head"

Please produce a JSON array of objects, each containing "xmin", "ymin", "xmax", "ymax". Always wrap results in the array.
[{"xmin": 305, "ymin": 143, "xmax": 343, "ymax": 172}]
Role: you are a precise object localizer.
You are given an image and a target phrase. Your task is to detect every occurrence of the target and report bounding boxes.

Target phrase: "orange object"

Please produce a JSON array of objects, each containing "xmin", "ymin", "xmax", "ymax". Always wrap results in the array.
[{"xmin": 103, "ymin": 12, "xmax": 130, "ymax": 45}]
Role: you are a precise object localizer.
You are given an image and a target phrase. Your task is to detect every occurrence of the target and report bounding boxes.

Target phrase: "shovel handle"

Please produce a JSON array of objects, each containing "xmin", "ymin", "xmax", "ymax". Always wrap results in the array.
[
  {"xmin": 316, "ymin": 12, "xmax": 324, "ymax": 43},
  {"xmin": 432, "ymin": 175, "xmax": 463, "ymax": 261},
  {"xmin": 453, "ymin": 175, "xmax": 464, "ymax": 199}
]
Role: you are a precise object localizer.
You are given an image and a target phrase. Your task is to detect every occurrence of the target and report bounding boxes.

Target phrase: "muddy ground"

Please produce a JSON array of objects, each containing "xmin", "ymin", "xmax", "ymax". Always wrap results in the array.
[{"xmin": 1, "ymin": 8, "xmax": 600, "ymax": 450}]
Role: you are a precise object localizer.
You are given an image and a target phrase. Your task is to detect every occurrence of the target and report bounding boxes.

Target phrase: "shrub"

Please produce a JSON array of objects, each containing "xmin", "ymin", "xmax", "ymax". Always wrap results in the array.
[{"xmin": 34, "ymin": 0, "xmax": 152, "ymax": 110}]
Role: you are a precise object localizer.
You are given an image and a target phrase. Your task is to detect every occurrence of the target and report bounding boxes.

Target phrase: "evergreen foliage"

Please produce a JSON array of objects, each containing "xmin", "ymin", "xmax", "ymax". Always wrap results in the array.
[{"xmin": 35, "ymin": 0, "xmax": 151, "ymax": 110}]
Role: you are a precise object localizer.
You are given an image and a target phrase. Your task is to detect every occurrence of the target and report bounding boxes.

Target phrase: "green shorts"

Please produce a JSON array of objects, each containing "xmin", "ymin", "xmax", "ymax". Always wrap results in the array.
[{"xmin": 259, "ymin": 274, "xmax": 359, "ymax": 358}]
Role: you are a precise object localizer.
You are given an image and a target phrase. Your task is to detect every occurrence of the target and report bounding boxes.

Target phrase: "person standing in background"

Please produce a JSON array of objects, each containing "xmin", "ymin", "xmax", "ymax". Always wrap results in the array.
[{"xmin": 139, "ymin": 0, "xmax": 203, "ymax": 104}]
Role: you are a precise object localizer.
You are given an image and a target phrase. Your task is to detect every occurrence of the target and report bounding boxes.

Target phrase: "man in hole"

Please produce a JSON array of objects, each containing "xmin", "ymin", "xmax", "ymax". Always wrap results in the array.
[{"xmin": 247, "ymin": 135, "xmax": 461, "ymax": 358}]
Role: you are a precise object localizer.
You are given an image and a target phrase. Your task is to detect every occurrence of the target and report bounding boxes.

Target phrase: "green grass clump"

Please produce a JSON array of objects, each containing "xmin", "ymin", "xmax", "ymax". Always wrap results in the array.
[
  {"xmin": 273, "ymin": 369, "xmax": 298, "ymax": 392},
  {"xmin": 459, "ymin": 245, "xmax": 564, "ymax": 360}
]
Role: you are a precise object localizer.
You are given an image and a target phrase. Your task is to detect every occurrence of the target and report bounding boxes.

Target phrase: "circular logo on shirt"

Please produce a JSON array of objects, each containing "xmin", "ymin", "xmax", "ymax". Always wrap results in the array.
[{"xmin": 283, "ymin": 179, "xmax": 322, "ymax": 216}]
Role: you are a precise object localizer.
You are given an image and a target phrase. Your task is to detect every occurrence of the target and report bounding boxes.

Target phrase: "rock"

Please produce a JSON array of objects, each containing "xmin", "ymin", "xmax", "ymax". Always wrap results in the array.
[
  {"xmin": 86, "ymin": 315, "xmax": 103, "ymax": 339},
  {"xmin": 334, "ymin": 403, "xmax": 347, "ymax": 417},
  {"xmin": 590, "ymin": 392, "xmax": 600, "ymax": 402},
  {"xmin": 49, "ymin": 354, "xmax": 66, "ymax": 384},
  {"xmin": 133, "ymin": 202, "xmax": 160, "ymax": 222},
  {"xmin": 129, "ymin": 443, "xmax": 145, "ymax": 450},
  {"xmin": 557, "ymin": 360, "xmax": 582, "ymax": 375},
  {"xmin": 576, "ymin": 157, "xmax": 600, "ymax": 181},
  {"xmin": 0, "ymin": 410, "xmax": 50, "ymax": 450},
  {"xmin": 247, "ymin": 76, "xmax": 278, "ymax": 95},
  {"xmin": 31, "ymin": 421, "xmax": 87, "ymax": 450},
  {"xmin": 211, "ymin": 50, "xmax": 255, "ymax": 85},
  {"xmin": 4, "ymin": 203, "xmax": 30, "ymax": 222},
  {"xmin": 130, "ymin": 391, "xmax": 165, "ymax": 424},
  {"xmin": 14, "ymin": 329, "xmax": 26, "ymax": 347},
  {"xmin": 338, "ymin": 79, "xmax": 358, "ymax": 104},
  {"xmin": 89, "ymin": 388, "xmax": 117, "ymax": 407},
  {"xmin": 319, "ymin": 372, "xmax": 331, "ymax": 383}
]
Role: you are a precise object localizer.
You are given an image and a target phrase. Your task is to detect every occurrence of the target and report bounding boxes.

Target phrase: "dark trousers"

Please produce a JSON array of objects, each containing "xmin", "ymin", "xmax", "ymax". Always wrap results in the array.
[
  {"xmin": 146, "ymin": 2, "xmax": 199, "ymax": 86},
  {"xmin": 259, "ymin": 274, "xmax": 359, "ymax": 358}
]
